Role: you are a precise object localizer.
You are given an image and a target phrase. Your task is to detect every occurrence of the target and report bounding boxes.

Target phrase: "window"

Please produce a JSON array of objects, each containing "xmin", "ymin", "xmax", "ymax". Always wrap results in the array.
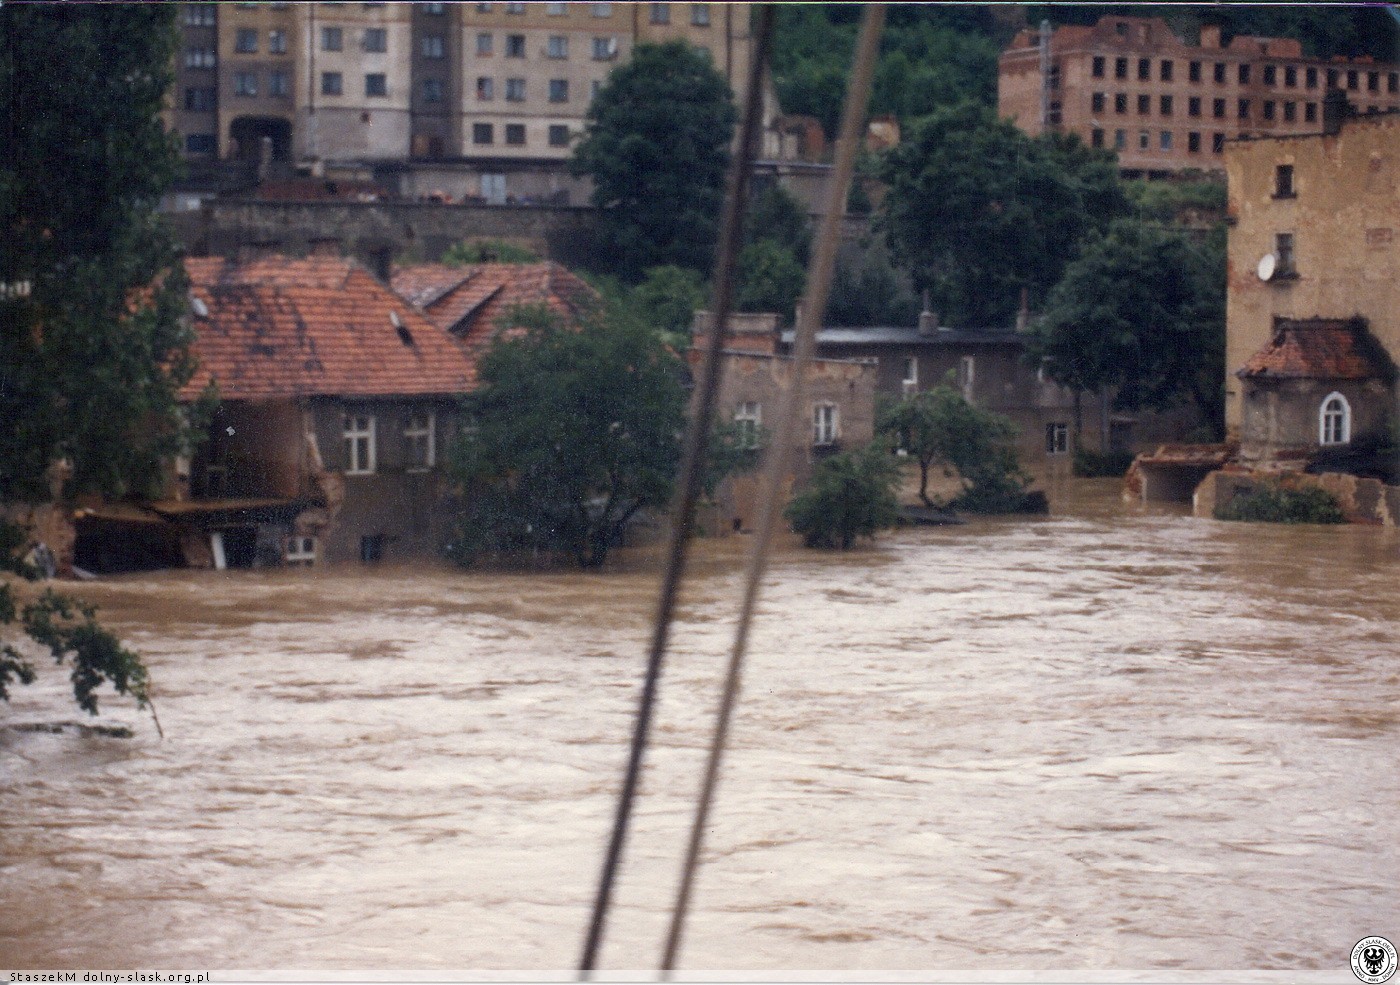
[
  {"xmin": 505, "ymin": 123, "xmax": 526, "ymax": 145},
  {"xmin": 1367, "ymin": 71, "xmax": 1379, "ymax": 93},
  {"xmin": 1091, "ymin": 128, "xmax": 1105, "ymax": 148},
  {"xmin": 1263, "ymin": 100, "xmax": 1275, "ymax": 121},
  {"xmin": 735, "ymin": 402, "xmax": 761, "ymax": 449},
  {"xmin": 1188, "ymin": 60, "xmax": 1201, "ymax": 83},
  {"xmin": 1283, "ymin": 101, "xmax": 1296, "ymax": 123},
  {"xmin": 1188, "ymin": 96, "xmax": 1201, "ymax": 117},
  {"xmin": 692, "ymin": 3, "xmax": 710, "ymax": 26},
  {"xmin": 506, "ymin": 34, "xmax": 525, "ymax": 57},
  {"xmin": 1389, "ymin": 72, "xmax": 1399, "ymax": 95},
  {"xmin": 1092, "ymin": 56, "xmax": 1105, "ymax": 79},
  {"xmin": 1275, "ymin": 232, "xmax": 1295, "ymax": 275},
  {"xmin": 269, "ymin": 29, "xmax": 287, "ymax": 54},
  {"xmin": 321, "ymin": 71, "xmax": 343, "ymax": 96},
  {"xmin": 362, "ymin": 27, "xmax": 387, "ymax": 53},
  {"xmin": 234, "ymin": 28, "xmax": 258, "ymax": 53},
  {"xmin": 1213, "ymin": 98, "xmax": 1226, "ymax": 118},
  {"xmin": 404, "ymin": 412, "xmax": 435, "ymax": 470},
  {"xmin": 477, "ymin": 32, "xmax": 493, "ymax": 56},
  {"xmin": 547, "ymin": 1, "xmax": 567, "ymax": 12},
  {"xmin": 812, "ymin": 404, "xmax": 838, "ymax": 446},
  {"xmin": 476, "ymin": 76, "xmax": 494, "ymax": 100},
  {"xmin": 473, "ymin": 122, "xmax": 494, "ymax": 144},
  {"xmin": 1346, "ymin": 69, "xmax": 1358, "ymax": 91},
  {"xmin": 285, "ymin": 536, "xmax": 317, "ymax": 564},
  {"xmin": 184, "ymin": 87, "xmax": 216, "ymax": 111},
  {"xmin": 547, "ymin": 35, "xmax": 568, "ymax": 58},
  {"xmin": 1092, "ymin": 92, "xmax": 1105, "ymax": 113},
  {"xmin": 185, "ymin": 133, "xmax": 216, "ymax": 154},
  {"xmin": 1160, "ymin": 130, "xmax": 1173, "ymax": 151},
  {"xmin": 593, "ymin": 36, "xmax": 617, "ymax": 60},
  {"xmin": 1160, "ymin": 94, "xmax": 1173, "ymax": 115},
  {"xmin": 1327, "ymin": 68, "xmax": 1339, "ymax": 88},
  {"xmin": 423, "ymin": 78, "xmax": 443, "ymax": 102},
  {"xmin": 1320, "ymin": 393, "xmax": 1351, "ymax": 445},
  {"xmin": 476, "ymin": 3, "xmax": 493, "ymax": 10},
  {"xmin": 1045, "ymin": 423, "xmax": 1068, "ymax": 455},
  {"xmin": 365, "ymin": 73, "xmax": 387, "ymax": 97},
  {"xmin": 481, "ymin": 173, "xmax": 506, "ymax": 203},
  {"xmin": 344, "ymin": 414, "xmax": 376, "ymax": 475},
  {"xmin": 269, "ymin": 70, "xmax": 289, "ymax": 97},
  {"xmin": 1284, "ymin": 65, "xmax": 1297, "ymax": 88},
  {"xmin": 1188, "ymin": 131, "xmax": 1201, "ymax": 153},
  {"xmin": 506, "ymin": 1, "xmax": 525, "ymax": 12},
  {"xmin": 593, "ymin": 2, "xmax": 612, "ymax": 15},
  {"xmin": 234, "ymin": 71, "xmax": 257, "ymax": 96},
  {"xmin": 1138, "ymin": 129, "xmax": 1150, "ymax": 150},
  {"xmin": 1263, "ymin": 64, "xmax": 1276, "ymax": 86},
  {"xmin": 1238, "ymin": 98, "xmax": 1250, "ymax": 120},
  {"xmin": 1214, "ymin": 62, "xmax": 1226, "ymax": 84},
  {"xmin": 184, "ymin": 5, "xmax": 215, "ymax": 27},
  {"xmin": 650, "ymin": 3, "xmax": 670, "ymax": 24},
  {"xmin": 1275, "ymin": 164, "xmax": 1294, "ymax": 197},
  {"xmin": 957, "ymin": 356, "xmax": 975, "ymax": 399},
  {"xmin": 1138, "ymin": 57, "xmax": 1150, "ymax": 81},
  {"xmin": 590, "ymin": 80, "xmax": 602, "ymax": 100},
  {"xmin": 548, "ymin": 78, "xmax": 568, "ymax": 102},
  {"xmin": 506, "ymin": 77, "xmax": 525, "ymax": 101},
  {"xmin": 1212, "ymin": 132, "xmax": 1225, "ymax": 153},
  {"xmin": 1306, "ymin": 67, "xmax": 1318, "ymax": 89},
  {"xmin": 548, "ymin": 124, "xmax": 570, "ymax": 147},
  {"xmin": 1114, "ymin": 128, "xmax": 1126, "ymax": 150},
  {"xmin": 185, "ymin": 47, "xmax": 216, "ymax": 69},
  {"xmin": 1114, "ymin": 92, "xmax": 1127, "ymax": 114},
  {"xmin": 901, "ymin": 357, "xmax": 918, "ymax": 390},
  {"xmin": 422, "ymin": 35, "xmax": 445, "ymax": 58},
  {"xmin": 1137, "ymin": 94, "xmax": 1150, "ymax": 115},
  {"xmin": 423, "ymin": 2, "xmax": 445, "ymax": 12},
  {"xmin": 1239, "ymin": 64, "xmax": 1251, "ymax": 85},
  {"xmin": 1161, "ymin": 59, "xmax": 1173, "ymax": 82},
  {"xmin": 1304, "ymin": 102, "xmax": 1317, "ymax": 123},
  {"xmin": 1114, "ymin": 57, "xmax": 1127, "ymax": 80},
  {"xmin": 322, "ymin": 27, "xmax": 343, "ymax": 51}
]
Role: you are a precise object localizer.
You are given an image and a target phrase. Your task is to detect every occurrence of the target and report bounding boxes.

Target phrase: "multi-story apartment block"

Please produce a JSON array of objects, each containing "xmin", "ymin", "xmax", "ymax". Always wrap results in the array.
[
  {"xmin": 1000, "ymin": 16, "xmax": 1400, "ymax": 177},
  {"xmin": 168, "ymin": 1, "xmax": 751, "ymax": 180}
]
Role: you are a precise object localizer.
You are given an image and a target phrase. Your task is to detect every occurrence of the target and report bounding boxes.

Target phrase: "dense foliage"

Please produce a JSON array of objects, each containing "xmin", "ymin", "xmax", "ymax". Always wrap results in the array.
[
  {"xmin": 877, "ymin": 382, "xmax": 1032, "ymax": 513},
  {"xmin": 784, "ymin": 444, "xmax": 903, "ymax": 550},
  {"xmin": 571, "ymin": 40, "xmax": 737, "ymax": 280},
  {"xmin": 441, "ymin": 239, "xmax": 541, "ymax": 265},
  {"xmin": 1214, "ymin": 484, "xmax": 1346, "ymax": 525},
  {"xmin": 1, "ymin": 5, "xmax": 202, "ymax": 502},
  {"xmin": 878, "ymin": 103, "xmax": 1128, "ymax": 328},
  {"xmin": 1030, "ymin": 218, "xmax": 1226, "ymax": 439},
  {"xmin": 449, "ymin": 303, "xmax": 686, "ymax": 568}
]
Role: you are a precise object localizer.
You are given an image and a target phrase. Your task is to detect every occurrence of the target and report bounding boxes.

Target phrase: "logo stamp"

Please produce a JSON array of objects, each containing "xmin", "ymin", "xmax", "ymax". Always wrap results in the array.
[{"xmin": 1352, "ymin": 936, "xmax": 1398, "ymax": 984}]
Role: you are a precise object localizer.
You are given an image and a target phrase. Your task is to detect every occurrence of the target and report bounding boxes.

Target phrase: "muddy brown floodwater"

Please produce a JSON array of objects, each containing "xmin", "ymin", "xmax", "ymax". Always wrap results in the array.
[{"xmin": 1, "ymin": 478, "xmax": 1398, "ymax": 973}]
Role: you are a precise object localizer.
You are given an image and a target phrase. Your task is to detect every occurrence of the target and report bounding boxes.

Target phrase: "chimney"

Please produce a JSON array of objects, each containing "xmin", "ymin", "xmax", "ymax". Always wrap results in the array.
[
  {"xmin": 1200, "ymin": 24, "xmax": 1221, "ymax": 50},
  {"xmin": 918, "ymin": 310, "xmax": 939, "ymax": 336},
  {"xmin": 1322, "ymin": 87, "xmax": 1350, "ymax": 136}
]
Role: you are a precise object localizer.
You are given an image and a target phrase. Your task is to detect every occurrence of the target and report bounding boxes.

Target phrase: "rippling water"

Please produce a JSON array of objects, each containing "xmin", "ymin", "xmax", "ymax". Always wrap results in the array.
[{"xmin": 2, "ymin": 479, "xmax": 1398, "ymax": 973}]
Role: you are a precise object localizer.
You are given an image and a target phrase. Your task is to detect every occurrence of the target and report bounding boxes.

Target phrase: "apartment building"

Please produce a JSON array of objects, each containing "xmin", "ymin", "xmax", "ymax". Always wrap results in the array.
[
  {"xmin": 169, "ymin": 1, "xmax": 751, "ymax": 175},
  {"xmin": 999, "ymin": 16, "xmax": 1400, "ymax": 176}
]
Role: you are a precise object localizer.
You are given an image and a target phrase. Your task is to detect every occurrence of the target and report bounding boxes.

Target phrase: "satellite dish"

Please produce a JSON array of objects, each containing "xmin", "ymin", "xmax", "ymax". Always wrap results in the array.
[
  {"xmin": 190, "ymin": 295, "xmax": 209, "ymax": 318},
  {"xmin": 1257, "ymin": 253, "xmax": 1277, "ymax": 281}
]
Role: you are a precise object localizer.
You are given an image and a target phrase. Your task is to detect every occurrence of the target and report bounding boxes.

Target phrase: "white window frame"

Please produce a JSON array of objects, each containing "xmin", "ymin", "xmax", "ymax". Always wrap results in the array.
[
  {"xmin": 813, "ymin": 403, "xmax": 839, "ymax": 447},
  {"xmin": 285, "ymin": 535, "xmax": 317, "ymax": 564},
  {"xmin": 405, "ymin": 411, "xmax": 436, "ymax": 470},
  {"xmin": 735, "ymin": 401, "xmax": 761, "ymax": 450},
  {"xmin": 1046, "ymin": 422, "xmax": 1069, "ymax": 455},
  {"xmin": 901, "ymin": 356, "xmax": 918, "ymax": 393},
  {"xmin": 958, "ymin": 355, "xmax": 975, "ymax": 400},
  {"xmin": 344, "ymin": 414, "xmax": 376, "ymax": 475},
  {"xmin": 1319, "ymin": 392, "xmax": 1350, "ymax": 446}
]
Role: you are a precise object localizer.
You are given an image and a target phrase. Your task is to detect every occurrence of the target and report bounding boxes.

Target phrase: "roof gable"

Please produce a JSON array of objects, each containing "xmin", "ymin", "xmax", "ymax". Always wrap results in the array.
[
  {"xmin": 392, "ymin": 261, "xmax": 600, "ymax": 345},
  {"xmin": 1237, "ymin": 317, "xmax": 1396, "ymax": 381}
]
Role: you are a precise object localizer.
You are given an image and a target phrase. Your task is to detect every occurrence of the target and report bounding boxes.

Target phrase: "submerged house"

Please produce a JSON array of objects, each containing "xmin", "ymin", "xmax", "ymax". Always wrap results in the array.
[{"xmin": 127, "ymin": 253, "xmax": 477, "ymax": 568}]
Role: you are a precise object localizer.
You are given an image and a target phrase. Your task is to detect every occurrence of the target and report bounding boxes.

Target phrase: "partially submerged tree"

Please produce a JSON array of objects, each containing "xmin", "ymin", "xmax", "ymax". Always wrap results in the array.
[
  {"xmin": 570, "ymin": 39, "xmax": 737, "ymax": 279},
  {"xmin": 785, "ymin": 444, "xmax": 903, "ymax": 549},
  {"xmin": 450, "ymin": 303, "xmax": 687, "ymax": 568},
  {"xmin": 877, "ymin": 381, "xmax": 1031, "ymax": 513},
  {"xmin": 1, "ymin": 5, "xmax": 202, "ymax": 502},
  {"xmin": 1029, "ymin": 218, "xmax": 1225, "ymax": 442}
]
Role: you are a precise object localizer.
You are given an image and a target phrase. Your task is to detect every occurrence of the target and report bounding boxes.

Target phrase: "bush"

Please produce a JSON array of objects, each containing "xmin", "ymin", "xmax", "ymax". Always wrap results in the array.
[
  {"xmin": 1073, "ymin": 447, "xmax": 1137, "ymax": 477},
  {"xmin": 441, "ymin": 239, "xmax": 540, "ymax": 264},
  {"xmin": 1214, "ymin": 483, "xmax": 1346, "ymax": 524},
  {"xmin": 785, "ymin": 444, "xmax": 902, "ymax": 549}
]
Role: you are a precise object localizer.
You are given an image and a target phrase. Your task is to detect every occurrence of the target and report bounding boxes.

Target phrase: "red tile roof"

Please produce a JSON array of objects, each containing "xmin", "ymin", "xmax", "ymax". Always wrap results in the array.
[
  {"xmin": 1237, "ymin": 317, "xmax": 1395, "ymax": 381},
  {"xmin": 182, "ymin": 255, "xmax": 477, "ymax": 400},
  {"xmin": 390, "ymin": 262, "xmax": 599, "ymax": 350}
]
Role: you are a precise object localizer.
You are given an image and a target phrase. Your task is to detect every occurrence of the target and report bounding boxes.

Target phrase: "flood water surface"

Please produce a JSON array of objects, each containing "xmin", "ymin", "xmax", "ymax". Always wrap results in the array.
[{"xmin": 2, "ymin": 480, "xmax": 1398, "ymax": 972}]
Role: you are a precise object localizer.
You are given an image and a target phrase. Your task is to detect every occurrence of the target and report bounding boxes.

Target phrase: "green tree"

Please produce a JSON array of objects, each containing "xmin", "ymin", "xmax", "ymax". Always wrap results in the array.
[
  {"xmin": 877, "ymin": 381, "xmax": 1031, "ymax": 512},
  {"xmin": 450, "ymin": 303, "xmax": 686, "ymax": 568},
  {"xmin": 441, "ymin": 239, "xmax": 541, "ymax": 265},
  {"xmin": 570, "ymin": 40, "xmax": 737, "ymax": 279},
  {"xmin": 627, "ymin": 265, "xmax": 708, "ymax": 347},
  {"xmin": 1, "ymin": 5, "xmax": 202, "ymax": 502},
  {"xmin": 784, "ymin": 444, "xmax": 903, "ymax": 549},
  {"xmin": 1, "ymin": 523, "xmax": 158, "ymax": 730},
  {"xmin": 878, "ymin": 102, "xmax": 1128, "ymax": 327},
  {"xmin": 745, "ymin": 184, "xmax": 812, "ymax": 265},
  {"xmin": 734, "ymin": 240, "xmax": 807, "ymax": 323},
  {"xmin": 1029, "ymin": 218, "xmax": 1225, "ymax": 442}
]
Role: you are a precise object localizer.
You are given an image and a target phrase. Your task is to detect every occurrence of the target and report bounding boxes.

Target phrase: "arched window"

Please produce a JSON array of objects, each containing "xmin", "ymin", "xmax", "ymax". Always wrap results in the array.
[{"xmin": 1319, "ymin": 392, "xmax": 1351, "ymax": 445}]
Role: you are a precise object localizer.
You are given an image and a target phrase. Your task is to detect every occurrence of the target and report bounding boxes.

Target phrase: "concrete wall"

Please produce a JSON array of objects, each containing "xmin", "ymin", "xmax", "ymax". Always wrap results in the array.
[
  {"xmin": 1194, "ymin": 467, "xmax": 1400, "ymax": 525},
  {"xmin": 1238, "ymin": 377, "xmax": 1393, "ymax": 463}
]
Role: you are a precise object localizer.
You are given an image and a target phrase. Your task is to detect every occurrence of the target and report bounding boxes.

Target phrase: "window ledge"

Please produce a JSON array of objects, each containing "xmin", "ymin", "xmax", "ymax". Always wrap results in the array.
[{"xmin": 1271, "ymin": 192, "xmax": 1297, "ymax": 200}]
